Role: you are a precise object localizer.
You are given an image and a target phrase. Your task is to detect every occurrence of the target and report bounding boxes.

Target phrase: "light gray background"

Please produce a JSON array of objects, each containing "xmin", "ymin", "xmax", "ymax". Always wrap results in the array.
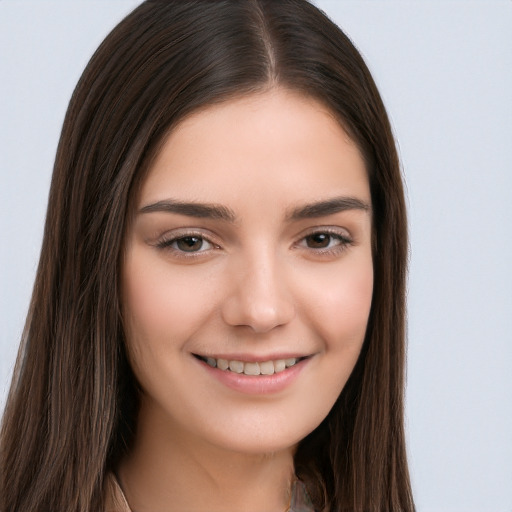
[{"xmin": 1, "ymin": 1, "xmax": 511, "ymax": 511}]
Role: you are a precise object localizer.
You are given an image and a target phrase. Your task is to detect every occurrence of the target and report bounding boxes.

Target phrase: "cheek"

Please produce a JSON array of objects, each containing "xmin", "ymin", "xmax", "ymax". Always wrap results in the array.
[
  {"xmin": 300, "ymin": 258, "xmax": 373, "ymax": 350},
  {"xmin": 123, "ymin": 261, "xmax": 170, "ymax": 343},
  {"xmin": 121, "ymin": 248, "xmax": 211, "ymax": 359}
]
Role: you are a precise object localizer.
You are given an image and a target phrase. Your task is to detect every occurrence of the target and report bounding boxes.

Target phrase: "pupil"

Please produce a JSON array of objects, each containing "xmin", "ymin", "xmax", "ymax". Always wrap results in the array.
[
  {"xmin": 177, "ymin": 236, "xmax": 202, "ymax": 252},
  {"xmin": 307, "ymin": 233, "xmax": 330, "ymax": 248}
]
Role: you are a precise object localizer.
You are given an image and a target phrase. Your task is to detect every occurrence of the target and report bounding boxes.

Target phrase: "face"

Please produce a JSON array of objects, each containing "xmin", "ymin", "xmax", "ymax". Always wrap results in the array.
[{"xmin": 122, "ymin": 89, "xmax": 373, "ymax": 456}]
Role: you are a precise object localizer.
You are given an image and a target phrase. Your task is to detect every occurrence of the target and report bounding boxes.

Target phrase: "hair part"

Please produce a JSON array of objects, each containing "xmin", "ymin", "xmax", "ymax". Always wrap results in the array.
[{"xmin": 1, "ymin": 1, "xmax": 414, "ymax": 510}]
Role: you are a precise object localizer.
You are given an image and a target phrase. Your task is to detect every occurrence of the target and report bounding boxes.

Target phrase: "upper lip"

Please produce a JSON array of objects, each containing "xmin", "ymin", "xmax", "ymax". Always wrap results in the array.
[{"xmin": 193, "ymin": 352, "xmax": 312, "ymax": 362}]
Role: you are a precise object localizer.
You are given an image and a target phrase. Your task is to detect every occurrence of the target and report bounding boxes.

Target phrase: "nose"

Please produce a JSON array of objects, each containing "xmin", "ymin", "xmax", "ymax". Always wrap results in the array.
[{"xmin": 221, "ymin": 255, "xmax": 295, "ymax": 333}]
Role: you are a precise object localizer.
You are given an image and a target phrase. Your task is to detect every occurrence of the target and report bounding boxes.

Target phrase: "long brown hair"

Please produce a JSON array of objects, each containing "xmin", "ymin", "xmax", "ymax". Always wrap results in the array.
[{"xmin": 0, "ymin": 1, "xmax": 414, "ymax": 510}]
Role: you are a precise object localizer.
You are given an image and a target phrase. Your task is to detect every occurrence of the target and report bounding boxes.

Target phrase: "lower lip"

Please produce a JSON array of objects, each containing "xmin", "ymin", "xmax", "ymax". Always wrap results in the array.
[{"xmin": 197, "ymin": 358, "xmax": 309, "ymax": 395}]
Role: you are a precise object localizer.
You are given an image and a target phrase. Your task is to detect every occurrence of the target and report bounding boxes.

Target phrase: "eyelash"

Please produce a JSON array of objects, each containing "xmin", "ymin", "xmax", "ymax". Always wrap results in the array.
[
  {"xmin": 296, "ymin": 229, "xmax": 353, "ymax": 256},
  {"xmin": 155, "ymin": 228, "xmax": 353, "ymax": 258},
  {"xmin": 155, "ymin": 231, "xmax": 219, "ymax": 259}
]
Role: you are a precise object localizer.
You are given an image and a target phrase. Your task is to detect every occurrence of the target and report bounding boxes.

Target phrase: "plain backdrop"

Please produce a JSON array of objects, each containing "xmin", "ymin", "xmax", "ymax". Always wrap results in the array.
[{"xmin": 1, "ymin": 1, "xmax": 511, "ymax": 511}]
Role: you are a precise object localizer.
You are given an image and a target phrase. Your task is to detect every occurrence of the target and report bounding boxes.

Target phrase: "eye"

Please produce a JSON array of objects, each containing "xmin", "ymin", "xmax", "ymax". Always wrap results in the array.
[
  {"xmin": 156, "ymin": 234, "xmax": 216, "ymax": 254},
  {"xmin": 173, "ymin": 236, "xmax": 211, "ymax": 252},
  {"xmin": 297, "ymin": 229, "xmax": 352, "ymax": 254},
  {"xmin": 304, "ymin": 232, "xmax": 339, "ymax": 249}
]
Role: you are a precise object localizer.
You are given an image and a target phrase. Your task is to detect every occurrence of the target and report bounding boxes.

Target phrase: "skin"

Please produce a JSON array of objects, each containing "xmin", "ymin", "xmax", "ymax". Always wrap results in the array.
[{"xmin": 119, "ymin": 88, "xmax": 373, "ymax": 512}]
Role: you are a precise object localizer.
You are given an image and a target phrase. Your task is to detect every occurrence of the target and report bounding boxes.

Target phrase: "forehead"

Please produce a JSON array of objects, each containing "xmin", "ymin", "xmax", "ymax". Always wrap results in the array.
[{"xmin": 139, "ymin": 88, "xmax": 370, "ymax": 208}]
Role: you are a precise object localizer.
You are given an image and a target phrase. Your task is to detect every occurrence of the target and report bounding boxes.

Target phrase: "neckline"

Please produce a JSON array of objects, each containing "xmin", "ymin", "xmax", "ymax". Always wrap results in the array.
[{"xmin": 106, "ymin": 472, "xmax": 315, "ymax": 512}]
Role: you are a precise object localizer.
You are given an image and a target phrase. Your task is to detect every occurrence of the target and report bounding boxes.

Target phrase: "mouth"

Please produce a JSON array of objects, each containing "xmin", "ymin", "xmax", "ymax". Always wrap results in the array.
[{"xmin": 193, "ymin": 354, "xmax": 308, "ymax": 376}]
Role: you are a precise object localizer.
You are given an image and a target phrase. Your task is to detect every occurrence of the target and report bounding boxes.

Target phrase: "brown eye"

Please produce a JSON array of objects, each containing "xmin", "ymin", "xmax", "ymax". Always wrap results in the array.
[
  {"xmin": 156, "ymin": 232, "xmax": 217, "ymax": 255},
  {"xmin": 298, "ymin": 231, "xmax": 352, "ymax": 254},
  {"xmin": 175, "ymin": 236, "xmax": 205, "ymax": 252},
  {"xmin": 305, "ymin": 233, "xmax": 333, "ymax": 249}
]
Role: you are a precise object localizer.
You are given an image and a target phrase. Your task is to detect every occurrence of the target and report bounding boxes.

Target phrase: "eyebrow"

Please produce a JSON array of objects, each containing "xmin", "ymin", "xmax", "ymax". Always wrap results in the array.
[
  {"xmin": 138, "ymin": 195, "xmax": 370, "ymax": 222},
  {"xmin": 286, "ymin": 196, "xmax": 371, "ymax": 220},
  {"xmin": 139, "ymin": 199, "xmax": 237, "ymax": 222}
]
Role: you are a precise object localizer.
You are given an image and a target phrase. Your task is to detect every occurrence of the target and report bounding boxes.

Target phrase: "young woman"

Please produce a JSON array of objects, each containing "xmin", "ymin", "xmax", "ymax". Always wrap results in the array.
[{"xmin": 0, "ymin": 1, "xmax": 414, "ymax": 511}]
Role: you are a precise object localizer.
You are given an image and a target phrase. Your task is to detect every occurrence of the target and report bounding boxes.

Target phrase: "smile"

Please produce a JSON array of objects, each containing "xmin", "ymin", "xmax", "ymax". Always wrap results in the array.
[{"xmin": 194, "ymin": 355, "xmax": 304, "ymax": 376}]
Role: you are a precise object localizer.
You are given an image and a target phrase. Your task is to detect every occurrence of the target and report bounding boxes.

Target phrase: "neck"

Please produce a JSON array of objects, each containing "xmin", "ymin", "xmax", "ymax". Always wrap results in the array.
[{"xmin": 118, "ymin": 400, "xmax": 296, "ymax": 512}]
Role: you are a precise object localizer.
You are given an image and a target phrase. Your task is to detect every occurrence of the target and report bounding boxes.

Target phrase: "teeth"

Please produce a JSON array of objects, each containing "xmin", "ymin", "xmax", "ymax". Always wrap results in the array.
[
  {"xmin": 202, "ymin": 356, "xmax": 301, "ymax": 375},
  {"xmin": 259, "ymin": 360, "xmax": 275, "ymax": 375},
  {"xmin": 228, "ymin": 360, "xmax": 244, "ymax": 373},
  {"xmin": 243, "ymin": 362, "xmax": 260, "ymax": 376},
  {"xmin": 217, "ymin": 358, "xmax": 229, "ymax": 370},
  {"xmin": 274, "ymin": 359, "xmax": 286, "ymax": 373}
]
